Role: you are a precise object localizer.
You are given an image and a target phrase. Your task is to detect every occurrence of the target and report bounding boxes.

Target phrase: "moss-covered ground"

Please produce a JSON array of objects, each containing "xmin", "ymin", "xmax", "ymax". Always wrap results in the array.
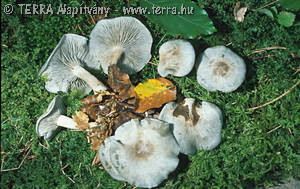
[{"xmin": 1, "ymin": 0, "xmax": 299, "ymax": 188}]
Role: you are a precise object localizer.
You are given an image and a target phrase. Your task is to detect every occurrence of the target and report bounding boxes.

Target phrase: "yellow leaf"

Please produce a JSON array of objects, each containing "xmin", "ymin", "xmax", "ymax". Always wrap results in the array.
[{"xmin": 134, "ymin": 78, "xmax": 176, "ymax": 113}]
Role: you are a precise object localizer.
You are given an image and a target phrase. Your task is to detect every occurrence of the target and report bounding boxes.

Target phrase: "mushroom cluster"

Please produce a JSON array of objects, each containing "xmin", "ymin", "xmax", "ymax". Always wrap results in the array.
[
  {"xmin": 39, "ymin": 17, "xmax": 153, "ymax": 95},
  {"xmin": 156, "ymin": 43, "xmax": 246, "ymax": 93},
  {"xmin": 36, "ymin": 15, "xmax": 248, "ymax": 188}
]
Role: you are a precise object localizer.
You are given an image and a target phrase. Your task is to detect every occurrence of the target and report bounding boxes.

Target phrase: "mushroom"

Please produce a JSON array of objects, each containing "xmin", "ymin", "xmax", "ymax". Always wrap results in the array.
[
  {"xmin": 158, "ymin": 40, "xmax": 195, "ymax": 77},
  {"xmin": 196, "ymin": 46, "xmax": 246, "ymax": 92},
  {"xmin": 36, "ymin": 95, "xmax": 98, "ymax": 140},
  {"xmin": 89, "ymin": 16, "xmax": 153, "ymax": 75},
  {"xmin": 99, "ymin": 118, "xmax": 180, "ymax": 188},
  {"xmin": 158, "ymin": 98, "xmax": 222, "ymax": 155},
  {"xmin": 39, "ymin": 34, "xmax": 107, "ymax": 95}
]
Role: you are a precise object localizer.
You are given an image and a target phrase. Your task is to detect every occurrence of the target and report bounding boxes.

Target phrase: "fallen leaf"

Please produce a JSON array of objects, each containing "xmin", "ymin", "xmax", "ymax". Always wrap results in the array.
[
  {"xmin": 113, "ymin": 111, "xmax": 142, "ymax": 130},
  {"xmin": 83, "ymin": 104, "xmax": 101, "ymax": 121},
  {"xmin": 82, "ymin": 91, "xmax": 112, "ymax": 105},
  {"xmin": 87, "ymin": 125, "xmax": 113, "ymax": 151},
  {"xmin": 107, "ymin": 65, "xmax": 136, "ymax": 102},
  {"xmin": 134, "ymin": 78, "xmax": 176, "ymax": 113},
  {"xmin": 72, "ymin": 111, "xmax": 90, "ymax": 130},
  {"xmin": 234, "ymin": 2, "xmax": 247, "ymax": 22}
]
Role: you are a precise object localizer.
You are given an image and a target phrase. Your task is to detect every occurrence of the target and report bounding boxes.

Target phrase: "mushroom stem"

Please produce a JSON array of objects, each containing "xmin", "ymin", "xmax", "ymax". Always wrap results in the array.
[
  {"xmin": 57, "ymin": 115, "xmax": 99, "ymax": 129},
  {"xmin": 57, "ymin": 115, "xmax": 78, "ymax": 129},
  {"xmin": 110, "ymin": 46, "xmax": 123, "ymax": 65},
  {"xmin": 73, "ymin": 65, "xmax": 107, "ymax": 93}
]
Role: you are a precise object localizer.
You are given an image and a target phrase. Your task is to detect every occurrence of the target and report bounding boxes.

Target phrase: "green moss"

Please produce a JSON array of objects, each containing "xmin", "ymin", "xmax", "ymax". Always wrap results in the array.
[{"xmin": 1, "ymin": 0, "xmax": 299, "ymax": 188}]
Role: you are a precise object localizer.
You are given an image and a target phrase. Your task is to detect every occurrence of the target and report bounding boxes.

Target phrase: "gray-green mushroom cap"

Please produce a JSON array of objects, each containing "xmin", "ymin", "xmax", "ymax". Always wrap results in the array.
[
  {"xmin": 99, "ymin": 118, "xmax": 180, "ymax": 188},
  {"xmin": 159, "ymin": 98, "xmax": 222, "ymax": 155},
  {"xmin": 39, "ymin": 34, "xmax": 107, "ymax": 95},
  {"xmin": 197, "ymin": 46, "xmax": 246, "ymax": 92},
  {"xmin": 158, "ymin": 40, "xmax": 195, "ymax": 77},
  {"xmin": 89, "ymin": 16, "xmax": 153, "ymax": 75},
  {"xmin": 36, "ymin": 95, "xmax": 66, "ymax": 140}
]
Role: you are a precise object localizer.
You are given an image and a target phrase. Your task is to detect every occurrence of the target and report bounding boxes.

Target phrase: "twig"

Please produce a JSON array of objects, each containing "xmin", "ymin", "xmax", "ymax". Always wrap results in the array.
[
  {"xmin": 252, "ymin": 0, "xmax": 279, "ymax": 11},
  {"xmin": 17, "ymin": 136, "xmax": 24, "ymax": 146},
  {"xmin": 148, "ymin": 61, "xmax": 158, "ymax": 66},
  {"xmin": 288, "ymin": 128, "xmax": 293, "ymax": 135},
  {"xmin": 293, "ymin": 69, "xmax": 300, "ymax": 75},
  {"xmin": 248, "ymin": 81, "xmax": 300, "ymax": 111},
  {"xmin": 251, "ymin": 46, "xmax": 287, "ymax": 54},
  {"xmin": 76, "ymin": 25, "xmax": 85, "ymax": 36},
  {"xmin": 250, "ymin": 54, "xmax": 273, "ymax": 60},
  {"xmin": 79, "ymin": 163, "xmax": 82, "ymax": 178},
  {"xmin": 1, "ymin": 158, "xmax": 4, "ymax": 170},
  {"xmin": 226, "ymin": 42, "xmax": 232, "ymax": 46},
  {"xmin": 38, "ymin": 141, "xmax": 49, "ymax": 150},
  {"xmin": 92, "ymin": 152, "xmax": 100, "ymax": 166},
  {"xmin": 1, "ymin": 149, "xmax": 31, "ymax": 172},
  {"xmin": 88, "ymin": 166, "xmax": 93, "ymax": 176},
  {"xmin": 61, "ymin": 164, "xmax": 69, "ymax": 170},
  {"xmin": 267, "ymin": 125, "xmax": 282, "ymax": 134},
  {"xmin": 89, "ymin": 15, "xmax": 96, "ymax": 25},
  {"xmin": 60, "ymin": 161, "xmax": 75, "ymax": 183},
  {"xmin": 62, "ymin": 170, "xmax": 76, "ymax": 183}
]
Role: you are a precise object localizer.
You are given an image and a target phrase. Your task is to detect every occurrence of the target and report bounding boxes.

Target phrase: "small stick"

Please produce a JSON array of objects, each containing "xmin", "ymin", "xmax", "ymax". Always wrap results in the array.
[
  {"xmin": 60, "ymin": 160, "xmax": 75, "ymax": 183},
  {"xmin": 89, "ymin": 15, "xmax": 96, "ymax": 25},
  {"xmin": 288, "ymin": 128, "xmax": 293, "ymax": 135},
  {"xmin": 76, "ymin": 25, "xmax": 85, "ymax": 36},
  {"xmin": 92, "ymin": 153, "xmax": 100, "ymax": 166},
  {"xmin": 252, "ymin": 0, "xmax": 279, "ymax": 11},
  {"xmin": 1, "ymin": 158, "xmax": 4, "ymax": 170},
  {"xmin": 293, "ymin": 69, "xmax": 300, "ymax": 75},
  {"xmin": 39, "ymin": 141, "xmax": 49, "ymax": 150},
  {"xmin": 79, "ymin": 163, "xmax": 82, "ymax": 178},
  {"xmin": 250, "ymin": 55, "xmax": 273, "ymax": 60},
  {"xmin": 148, "ymin": 61, "xmax": 158, "ymax": 66},
  {"xmin": 267, "ymin": 125, "xmax": 282, "ymax": 134},
  {"xmin": 88, "ymin": 166, "xmax": 93, "ymax": 176},
  {"xmin": 248, "ymin": 81, "xmax": 300, "ymax": 111},
  {"xmin": 226, "ymin": 42, "xmax": 232, "ymax": 46},
  {"xmin": 61, "ymin": 164, "xmax": 69, "ymax": 170},
  {"xmin": 17, "ymin": 136, "xmax": 24, "ymax": 145},
  {"xmin": 251, "ymin": 46, "xmax": 287, "ymax": 54},
  {"xmin": 1, "ymin": 149, "xmax": 31, "ymax": 172}
]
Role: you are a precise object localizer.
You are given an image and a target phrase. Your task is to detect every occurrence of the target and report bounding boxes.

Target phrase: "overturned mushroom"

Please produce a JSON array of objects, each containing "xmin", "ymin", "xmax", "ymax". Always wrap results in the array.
[
  {"xmin": 89, "ymin": 16, "xmax": 153, "ymax": 75},
  {"xmin": 39, "ymin": 34, "xmax": 107, "ymax": 95},
  {"xmin": 158, "ymin": 40, "xmax": 195, "ymax": 77},
  {"xmin": 99, "ymin": 118, "xmax": 180, "ymax": 188},
  {"xmin": 159, "ymin": 98, "xmax": 222, "ymax": 155},
  {"xmin": 36, "ymin": 95, "xmax": 98, "ymax": 140},
  {"xmin": 197, "ymin": 46, "xmax": 246, "ymax": 92}
]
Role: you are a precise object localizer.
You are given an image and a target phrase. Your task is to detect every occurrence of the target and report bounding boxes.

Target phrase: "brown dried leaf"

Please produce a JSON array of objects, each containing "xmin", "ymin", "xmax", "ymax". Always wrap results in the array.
[
  {"xmin": 84, "ymin": 104, "xmax": 101, "ymax": 121},
  {"xmin": 87, "ymin": 125, "xmax": 113, "ymax": 151},
  {"xmin": 72, "ymin": 111, "xmax": 89, "ymax": 130},
  {"xmin": 112, "ymin": 111, "xmax": 142, "ymax": 130},
  {"xmin": 82, "ymin": 91, "xmax": 113, "ymax": 105},
  {"xmin": 134, "ymin": 78, "xmax": 176, "ymax": 113},
  {"xmin": 107, "ymin": 65, "xmax": 136, "ymax": 101},
  {"xmin": 234, "ymin": 2, "xmax": 247, "ymax": 22}
]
